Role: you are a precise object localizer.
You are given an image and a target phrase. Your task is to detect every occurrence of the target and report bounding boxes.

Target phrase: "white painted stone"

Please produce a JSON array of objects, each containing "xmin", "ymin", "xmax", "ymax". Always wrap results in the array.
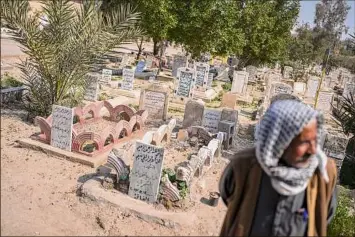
[
  {"xmin": 316, "ymin": 91, "xmax": 333, "ymax": 112},
  {"xmin": 101, "ymin": 69, "xmax": 112, "ymax": 83},
  {"xmin": 121, "ymin": 68, "xmax": 135, "ymax": 91},
  {"xmin": 50, "ymin": 105, "xmax": 73, "ymax": 151},
  {"xmin": 175, "ymin": 67, "xmax": 195, "ymax": 98},
  {"xmin": 194, "ymin": 62, "xmax": 210, "ymax": 87}
]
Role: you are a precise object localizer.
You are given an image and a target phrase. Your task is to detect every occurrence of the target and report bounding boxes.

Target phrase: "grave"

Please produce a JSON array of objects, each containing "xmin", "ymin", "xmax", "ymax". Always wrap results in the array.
[
  {"xmin": 135, "ymin": 60, "xmax": 146, "ymax": 74},
  {"xmin": 293, "ymin": 82, "xmax": 306, "ymax": 95},
  {"xmin": 315, "ymin": 91, "xmax": 333, "ymax": 113},
  {"xmin": 202, "ymin": 108, "xmax": 222, "ymax": 133},
  {"xmin": 343, "ymin": 82, "xmax": 355, "ymax": 99},
  {"xmin": 19, "ymin": 101, "xmax": 148, "ymax": 167},
  {"xmin": 305, "ymin": 77, "xmax": 319, "ymax": 98},
  {"xmin": 282, "ymin": 66, "xmax": 293, "ymax": 79},
  {"xmin": 231, "ymin": 71, "xmax": 248, "ymax": 95},
  {"xmin": 194, "ymin": 62, "xmax": 210, "ymax": 89},
  {"xmin": 172, "ymin": 55, "xmax": 188, "ymax": 78},
  {"xmin": 101, "ymin": 69, "xmax": 112, "ymax": 84},
  {"xmin": 139, "ymin": 87, "xmax": 169, "ymax": 121},
  {"xmin": 182, "ymin": 99, "xmax": 205, "ymax": 128},
  {"xmin": 246, "ymin": 65, "xmax": 257, "ymax": 82},
  {"xmin": 173, "ymin": 67, "xmax": 195, "ymax": 104}
]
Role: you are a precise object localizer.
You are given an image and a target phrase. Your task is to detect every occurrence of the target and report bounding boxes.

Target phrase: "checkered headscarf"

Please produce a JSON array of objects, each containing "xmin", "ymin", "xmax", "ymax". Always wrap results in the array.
[{"xmin": 255, "ymin": 100, "xmax": 329, "ymax": 196}]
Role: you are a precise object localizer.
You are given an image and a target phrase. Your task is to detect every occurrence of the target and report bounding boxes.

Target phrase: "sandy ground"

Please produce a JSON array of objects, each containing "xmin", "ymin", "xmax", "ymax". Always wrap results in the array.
[{"xmin": 1, "ymin": 109, "xmax": 232, "ymax": 236}]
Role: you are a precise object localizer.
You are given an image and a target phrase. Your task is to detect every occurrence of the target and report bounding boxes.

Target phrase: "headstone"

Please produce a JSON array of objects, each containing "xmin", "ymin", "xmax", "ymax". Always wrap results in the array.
[
  {"xmin": 206, "ymin": 73, "xmax": 214, "ymax": 89},
  {"xmin": 128, "ymin": 141, "xmax": 164, "ymax": 203},
  {"xmin": 246, "ymin": 65, "xmax": 257, "ymax": 82},
  {"xmin": 194, "ymin": 62, "xmax": 210, "ymax": 87},
  {"xmin": 50, "ymin": 105, "xmax": 73, "ymax": 151},
  {"xmin": 343, "ymin": 82, "xmax": 355, "ymax": 99},
  {"xmin": 139, "ymin": 89, "xmax": 168, "ymax": 120},
  {"xmin": 305, "ymin": 77, "xmax": 319, "ymax": 98},
  {"xmin": 121, "ymin": 68, "xmax": 135, "ymax": 90},
  {"xmin": 202, "ymin": 109, "xmax": 222, "ymax": 133},
  {"xmin": 120, "ymin": 55, "xmax": 129, "ymax": 68},
  {"xmin": 172, "ymin": 55, "xmax": 187, "ymax": 77},
  {"xmin": 283, "ymin": 66, "xmax": 293, "ymax": 79},
  {"xmin": 101, "ymin": 69, "xmax": 112, "ymax": 83},
  {"xmin": 316, "ymin": 91, "xmax": 333, "ymax": 112},
  {"xmin": 269, "ymin": 82, "xmax": 293, "ymax": 97},
  {"xmin": 145, "ymin": 56, "xmax": 154, "ymax": 69},
  {"xmin": 321, "ymin": 76, "xmax": 332, "ymax": 89},
  {"xmin": 135, "ymin": 60, "xmax": 146, "ymax": 74},
  {"xmin": 175, "ymin": 67, "xmax": 195, "ymax": 98},
  {"xmin": 182, "ymin": 99, "xmax": 204, "ymax": 128},
  {"xmin": 294, "ymin": 82, "xmax": 306, "ymax": 94},
  {"xmin": 231, "ymin": 71, "xmax": 249, "ymax": 94},
  {"xmin": 227, "ymin": 57, "xmax": 238, "ymax": 67},
  {"xmin": 84, "ymin": 74, "xmax": 99, "ymax": 101}
]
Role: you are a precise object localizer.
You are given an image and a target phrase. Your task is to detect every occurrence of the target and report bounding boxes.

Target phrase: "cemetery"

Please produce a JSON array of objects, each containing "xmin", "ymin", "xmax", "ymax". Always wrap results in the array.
[{"xmin": 1, "ymin": 0, "xmax": 355, "ymax": 236}]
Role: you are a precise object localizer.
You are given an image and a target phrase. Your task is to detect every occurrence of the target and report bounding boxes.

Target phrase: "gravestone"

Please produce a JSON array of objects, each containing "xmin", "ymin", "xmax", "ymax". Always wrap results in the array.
[
  {"xmin": 220, "ymin": 108, "xmax": 239, "ymax": 149},
  {"xmin": 343, "ymin": 82, "xmax": 355, "ymax": 99},
  {"xmin": 135, "ymin": 60, "xmax": 146, "ymax": 74},
  {"xmin": 84, "ymin": 73, "xmax": 99, "ymax": 101},
  {"xmin": 283, "ymin": 66, "xmax": 293, "ymax": 79},
  {"xmin": 269, "ymin": 82, "xmax": 293, "ymax": 97},
  {"xmin": 172, "ymin": 55, "xmax": 188, "ymax": 77},
  {"xmin": 305, "ymin": 77, "xmax": 319, "ymax": 98},
  {"xmin": 145, "ymin": 56, "xmax": 154, "ymax": 69},
  {"xmin": 321, "ymin": 76, "xmax": 332, "ymax": 89},
  {"xmin": 139, "ymin": 89, "xmax": 168, "ymax": 120},
  {"xmin": 175, "ymin": 67, "xmax": 195, "ymax": 98},
  {"xmin": 293, "ymin": 82, "xmax": 306, "ymax": 95},
  {"xmin": 206, "ymin": 73, "xmax": 214, "ymax": 89},
  {"xmin": 128, "ymin": 141, "xmax": 164, "ymax": 203},
  {"xmin": 121, "ymin": 68, "xmax": 135, "ymax": 90},
  {"xmin": 101, "ymin": 69, "xmax": 112, "ymax": 83},
  {"xmin": 246, "ymin": 65, "xmax": 257, "ymax": 82},
  {"xmin": 182, "ymin": 99, "xmax": 204, "ymax": 128},
  {"xmin": 202, "ymin": 109, "xmax": 222, "ymax": 133},
  {"xmin": 231, "ymin": 71, "xmax": 249, "ymax": 94},
  {"xmin": 194, "ymin": 62, "xmax": 210, "ymax": 87},
  {"xmin": 227, "ymin": 57, "xmax": 238, "ymax": 67},
  {"xmin": 50, "ymin": 105, "xmax": 73, "ymax": 151},
  {"xmin": 120, "ymin": 55, "xmax": 129, "ymax": 68},
  {"xmin": 316, "ymin": 91, "xmax": 333, "ymax": 112}
]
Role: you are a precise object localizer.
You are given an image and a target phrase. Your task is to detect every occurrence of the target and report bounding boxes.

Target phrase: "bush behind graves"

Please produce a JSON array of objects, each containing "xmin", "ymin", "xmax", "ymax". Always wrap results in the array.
[
  {"xmin": 0, "ymin": 73, "xmax": 23, "ymax": 89},
  {"xmin": 1, "ymin": 0, "xmax": 141, "ymax": 117}
]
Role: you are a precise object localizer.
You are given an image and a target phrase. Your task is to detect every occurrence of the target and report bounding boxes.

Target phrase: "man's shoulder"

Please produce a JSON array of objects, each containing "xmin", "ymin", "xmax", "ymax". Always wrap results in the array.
[{"xmin": 229, "ymin": 147, "xmax": 258, "ymax": 167}]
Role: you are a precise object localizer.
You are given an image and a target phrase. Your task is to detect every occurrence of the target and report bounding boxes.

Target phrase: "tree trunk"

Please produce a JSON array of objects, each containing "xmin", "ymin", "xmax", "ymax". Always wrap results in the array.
[
  {"xmin": 136, "ymin": 37, "xmax": 144, "ymax": 60},
  {"xmin": 153, "ymin": 39, "xmax": 159, "ymax": 56}
]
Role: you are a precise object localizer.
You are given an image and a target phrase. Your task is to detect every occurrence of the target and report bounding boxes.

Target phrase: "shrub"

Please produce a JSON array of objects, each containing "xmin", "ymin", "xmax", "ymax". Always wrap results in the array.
[
  {"xmin": 222, "ymin": 82, "xmax": 232, "ymax": 91},
  {"xmin": 1, "ymin": 74, "xmax": 23, "ymax": 89}
]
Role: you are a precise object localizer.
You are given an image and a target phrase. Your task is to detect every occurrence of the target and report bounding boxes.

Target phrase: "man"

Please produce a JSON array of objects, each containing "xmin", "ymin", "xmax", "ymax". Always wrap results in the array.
[{"xmin": 219, "ymin": 100, "xmax": 337, "ymax": 236}]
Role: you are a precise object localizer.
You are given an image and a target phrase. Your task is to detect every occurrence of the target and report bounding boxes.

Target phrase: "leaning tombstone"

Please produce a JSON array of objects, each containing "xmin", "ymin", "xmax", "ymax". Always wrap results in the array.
[
  {"xmin": 50, "ymin": 105, "xmax": 73, "ymax": 151},
  {"xmin": 128, "ymin": 141, "xmax": 164, "ymax": 203},
  {"xmin": 121, "ymin": 68, "xmax": 135, "ymax": 91},
  {"xmin": 84, "ymin": 73, "xmax": 99, "ymax": 101},
  {"xmin": 101, "ymin": 69, "xmax": 112, "ymax": 84}
]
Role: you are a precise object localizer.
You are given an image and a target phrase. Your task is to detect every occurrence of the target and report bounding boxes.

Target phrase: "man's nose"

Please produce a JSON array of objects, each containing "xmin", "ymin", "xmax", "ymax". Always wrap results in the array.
[{"xmin": 308, "ymin": 140, "xmax": 317, "ymax": 154}]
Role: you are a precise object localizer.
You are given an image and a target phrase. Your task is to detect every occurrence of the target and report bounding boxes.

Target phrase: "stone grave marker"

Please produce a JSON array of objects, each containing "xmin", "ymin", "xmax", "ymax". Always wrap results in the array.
[
  {"xmin": 321, "ymin": 76, "xmax": 332, "ymax": 89},
  {"xmin": 145, "ymin": 56, "xmax": 154, "ymax": 69},
  {"xmin": 128, "ymin": 141, "xmax": 164, "ymax": 203},
  {"xmin": 316, "ymin": 91, "xmax": 333, "ymax": 112},
  {"xmin": 139, "ymin": 89, "xmax": 168, "ymax": 120},
  {"xmin": 101, "ymin": 69, "xmax": 112, "ymax": 83},
  {"xmin": 202, "ymin": 109, "xmax": 222, "ymax": 133},
  {"xmin": 246, "ymin": 65, "xmax": 257, "ymax": 82},
  {"xmin": 322, "ymin": 131, "xmax": 349, "ymax": 174},
  {"xmin": 305, "ymin": 77, "xmax": 319, "ymax": 98},
  {"xmin": 343, "ymin": 82, "xmax": 355, "ymax": 99},
  {"xmin": 175, "ymin": 67, "xmax": 195, "ymax": 98},
  {"xmin": 50, "ymin": 105, "xmax": 73, "ymax": 151},
  {"xmin": 206, "ymin": 73, "xmax": 214, "ymax": 89},
  {"xmin": 269, "ymin": 82, "xmax": 293, "ymax": 96},
  {"xmin": 84, "ymin": 73, "xmax": 99, "ymax": 101},
  {"xmin": 121, "ymin": 68, "xmax": 135, "ymax": 90},
  {"xmin": 231, "ymin": 71, "xmax": 249, "ymax": 94},
  {"xmin": 135, "ymin": 60, "xmax": 146, "ymax": 74},
  {"xmin": 172, "ymin": 55, "xmax": 187, "ymax": 77},
  {"xmin": 294, "ymin": 82, "xmax": 306, "ymax": 94},
  {"xmin": 182, "ymin": 99, "xmax": 204, "ymax": 128},
  {"xmin": 194, "ymin": 62, "xmax": 210, "ymax": 88},
  {"xmin": 283, "ymin": 66, "xmax": 293, "ymax": 79}
]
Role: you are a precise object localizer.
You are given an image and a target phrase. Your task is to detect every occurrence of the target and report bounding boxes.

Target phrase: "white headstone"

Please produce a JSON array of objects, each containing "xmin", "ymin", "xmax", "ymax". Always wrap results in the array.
[
  {"xmin": 145, "ymin": 57, "xmax": 153, "ymax": 69},
  {"xmin": 128, "ymin": 141, "xmax": 164, "ymax": 203},
  {"xmin": 316, "ymin": 91, "xmax": 333, "ymax": 112},
  {"xmin": 294, "ymin": 82, "xmax": 306, "ymax": 94},
  {"xmin": 269, "ymin": 82, "xmax": 293, "ymax": 97},
  {"xmin": 231, "ymin": 71, "xmax": 249, "ymax": 94},
  {"xmin": 84, "ymin": 74, "xmax": 99, "ymax": 101},
  {"xmin": 101, "ymin": 69, "xmax": 112, "ymax": 83},
  {"xmin": 175, "ymin": 67, "xmax": 195, "ymax": 98},
  {"xmin": 246, "ymin": 65, "xmax": 257, "ymax": 82},
  {"xmin": 121, "ymin": 68, "xmax": 135, "ymax": 90},
  {"xmin": 50, "ymin": 105, "xmax": 73, "ymax": 151},
  {"xmin": 120, "ymin": 55, "xmax": 129, "ymax": 68},
  {"xmin": 305, "ymin": 78, "xmax": 319, "ymax": 98},
  {"xmin": 206, "ymin": 73, "xmax": 214, "ymax": 89},
  {"xmin": 194, "ymin": 62, "xmax": 210, "ymax": 87},
  {"xmin": 172, "ymin": 55, "xmax": 187, "ymax": 77},
  {"xmin": 202, "ymin": 109, "xmax": 222, "ymax": 133}
]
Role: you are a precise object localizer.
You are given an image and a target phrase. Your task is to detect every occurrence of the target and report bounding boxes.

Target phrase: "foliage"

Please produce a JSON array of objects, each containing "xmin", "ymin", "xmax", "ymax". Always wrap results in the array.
[
  {"xmin": 222, "ymin": 82, "xmax": 232, "ymax": 91},
  {"xmin": 161, "ymin": 168, "xmax": 176, "ymax": 183},
  {"xmin": 332, "ymin": 93, "xmax": 355, "ymax": 135},
  {"xmin": 328, "ymin": 186, "xmax": 355, "ymax": 236},
  {"xmin": 177, "ymin": 180, "xmax": 188, "ymax": 199},
  {"xmin": 1, "ymin": 0, "xmax": 141, "ymax": 117},
  {"xmin": 0, "ymin": 73, "xmax": 23, "ymax": 89}
]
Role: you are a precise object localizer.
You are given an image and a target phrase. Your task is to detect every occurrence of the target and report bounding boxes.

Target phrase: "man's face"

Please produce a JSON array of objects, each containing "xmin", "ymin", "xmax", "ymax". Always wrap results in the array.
[{"xmin": 282, "ymin": 119, "xmax": 318, "ymax": 168}]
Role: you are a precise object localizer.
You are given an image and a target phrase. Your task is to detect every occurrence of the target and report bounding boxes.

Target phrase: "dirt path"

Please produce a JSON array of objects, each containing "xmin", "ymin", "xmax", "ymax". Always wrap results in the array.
[{"xmin": 1, "ymin": 111, "xmax": 228, "ymax": 236}]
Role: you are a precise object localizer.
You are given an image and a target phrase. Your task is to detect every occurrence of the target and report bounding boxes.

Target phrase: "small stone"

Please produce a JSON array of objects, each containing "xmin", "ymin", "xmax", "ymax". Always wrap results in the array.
[
  {"xmin": 177, "ymin": 129, "xmax": 188, "ymax": 141},
  {"xmin": 189, "ymin": 137, "xmax": 198, "ymax": 146}
]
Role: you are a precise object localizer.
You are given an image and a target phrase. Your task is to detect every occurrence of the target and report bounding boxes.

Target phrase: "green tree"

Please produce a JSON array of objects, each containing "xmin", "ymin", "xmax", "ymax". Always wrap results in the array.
[
  {"xmin": 1, "ymin": 0, "xmax": 141, "ymax": 117},
  {"xmin": 237, "ymin": 0, "xmax": 300, "ymax": 68}
]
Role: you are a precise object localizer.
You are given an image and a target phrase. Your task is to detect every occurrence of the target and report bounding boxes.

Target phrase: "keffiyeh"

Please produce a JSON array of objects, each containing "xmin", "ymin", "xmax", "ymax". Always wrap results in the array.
[{"xmin": 255, "ymin": 100, "xmax": 329, "ymax": 196}]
